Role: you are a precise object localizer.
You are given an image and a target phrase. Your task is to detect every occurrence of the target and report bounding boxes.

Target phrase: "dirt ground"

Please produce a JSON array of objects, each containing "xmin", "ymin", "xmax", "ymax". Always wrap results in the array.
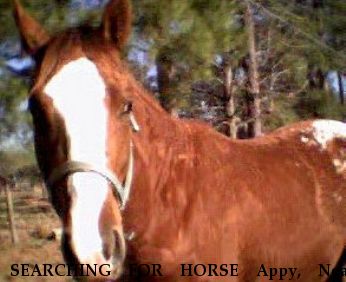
[{"xmin": 0, "ymin": 185, "xmax": 72, "ymax": 282}]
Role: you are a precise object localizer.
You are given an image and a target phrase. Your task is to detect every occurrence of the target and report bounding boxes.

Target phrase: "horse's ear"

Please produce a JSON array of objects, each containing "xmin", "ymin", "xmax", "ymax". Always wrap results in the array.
[
  {"xmin": 13, "ymin": 0, "xmax": 50, "ymax": 55},
  {"xmin": 101, "ymin": 0, "xmax": 132, "ymax": 50}
]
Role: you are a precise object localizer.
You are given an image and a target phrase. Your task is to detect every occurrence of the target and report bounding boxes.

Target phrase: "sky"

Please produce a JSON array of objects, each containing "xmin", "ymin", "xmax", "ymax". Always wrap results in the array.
[{"xmin": 326, "ymin": 71, "xmax": 346, "ymax": 101}]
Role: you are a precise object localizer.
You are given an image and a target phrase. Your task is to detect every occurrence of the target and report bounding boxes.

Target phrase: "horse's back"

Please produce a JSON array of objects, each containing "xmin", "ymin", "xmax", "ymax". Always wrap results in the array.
[
  {"xmin": 257, "ymin": 119, "xmax": 346, "ymax": 231},
  {"xmin": 185, "ymin": 119, "xmax": 346, "ymax": 280},
  {"xmin": 186, "ymin": 119, "xmax": 345, "ymax": 223},
  {"xmin": 186, "ymin": 119, "xmax": 346, "ymax": 254}
]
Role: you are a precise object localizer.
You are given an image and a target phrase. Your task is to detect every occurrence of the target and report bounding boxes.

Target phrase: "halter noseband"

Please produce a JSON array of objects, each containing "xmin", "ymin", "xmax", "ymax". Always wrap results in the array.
[{"xmin": 47, "ymin": 141, "xmax": 134, "ymax": 210}]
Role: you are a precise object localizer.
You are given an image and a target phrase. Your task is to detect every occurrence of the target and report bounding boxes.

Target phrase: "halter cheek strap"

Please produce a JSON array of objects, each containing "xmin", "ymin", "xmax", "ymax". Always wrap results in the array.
[
  {"xmin": 129, "ymin": 112, "xmax": 140, "ymax": 132},
  {"xmin": 47, "ymin": 141, "xmax": 134, "ymax": 210}
]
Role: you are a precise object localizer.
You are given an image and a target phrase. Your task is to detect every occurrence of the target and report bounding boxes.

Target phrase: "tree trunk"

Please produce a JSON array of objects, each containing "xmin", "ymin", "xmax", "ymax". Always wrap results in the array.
[
  {"xmin": 312, "ymin": 0, "xmax": 324, "ymax": 9},
  {"xmin": 245, "ymin": 1, "xmax": 262, "ymax": 138},
  {"xmin": 337, "ymin": 71, "xmax": 344, "ymax": 105},
  {"xmin": 308, "ymin": 66, "xmax": 325, "ymax": 89},
  {"xmin": 156, "ymin": 48, "xmax": 178, "ymax": 116},
  {"xmin": 222, "ymin": 55, "xmax": 237, "ymax": 139}
]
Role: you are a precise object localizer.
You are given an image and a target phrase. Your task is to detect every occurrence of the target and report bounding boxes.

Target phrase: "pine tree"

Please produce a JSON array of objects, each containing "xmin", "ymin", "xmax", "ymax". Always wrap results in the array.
[{"xmin": 132, "ymin": 0, "xmax": 239, "ymax": 114}]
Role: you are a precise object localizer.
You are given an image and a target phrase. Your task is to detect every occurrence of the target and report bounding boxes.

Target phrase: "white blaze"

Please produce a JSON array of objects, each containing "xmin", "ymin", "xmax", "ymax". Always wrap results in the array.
[
  {"xmin": 312, "ymin": 120, "xmax": 346, "ymax": 149},
  {"xmin": 44, "ymin": 57, "xmax": 109, "ymax": 262}
]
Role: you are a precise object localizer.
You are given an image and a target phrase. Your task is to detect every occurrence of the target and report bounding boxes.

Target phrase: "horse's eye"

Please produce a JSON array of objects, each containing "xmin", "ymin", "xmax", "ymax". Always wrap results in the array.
[{"xmin": 123, "ymin": 101, "xmax": 133, "ymax": 114}]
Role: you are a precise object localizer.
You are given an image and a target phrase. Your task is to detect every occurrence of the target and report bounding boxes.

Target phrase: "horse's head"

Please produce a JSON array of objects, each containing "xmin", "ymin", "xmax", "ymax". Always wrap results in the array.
[{"xmin": 13, "ymin": 0, "xmax": 137, "ymax": 278}]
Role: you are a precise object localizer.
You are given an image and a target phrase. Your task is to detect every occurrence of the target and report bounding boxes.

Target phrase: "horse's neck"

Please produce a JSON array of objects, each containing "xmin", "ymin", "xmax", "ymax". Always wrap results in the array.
[
  {"xmin": 128, "ymin": 83, "xmax": 194, "ymax": 197},
  {"xmin": 130, "ymin": 78, "xmax": 186, "ymax": 163},
  {"xmin": 132, "ymin": 96, "xmax": 185, "ymax": 167}
]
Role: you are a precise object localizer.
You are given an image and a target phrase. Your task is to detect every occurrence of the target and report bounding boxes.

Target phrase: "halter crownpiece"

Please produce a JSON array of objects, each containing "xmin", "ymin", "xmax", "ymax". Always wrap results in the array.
[{"xmin": 47, "ymin": 141, "xmax": 134, "ymax": 209}]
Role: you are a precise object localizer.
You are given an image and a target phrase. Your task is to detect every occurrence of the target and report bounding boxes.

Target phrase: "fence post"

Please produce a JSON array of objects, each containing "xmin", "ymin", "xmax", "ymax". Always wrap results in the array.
[
  {"xmin": 41, "ymin": 184, "xmax": 48, "ymax": 199},
  {"xmin": 5, "ymin": 184, "xmax": 19, "ymax": 245}
]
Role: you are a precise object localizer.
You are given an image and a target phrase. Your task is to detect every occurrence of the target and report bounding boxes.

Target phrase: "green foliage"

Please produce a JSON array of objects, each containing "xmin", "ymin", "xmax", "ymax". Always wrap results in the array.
[
  {"xmin": 0, "ymin": 72, "xmax": 31, "ymax": 145},
  {"xmin": 295, "ymin": 90, "xmax": 345, "ymax": 120},
  {"xmin": 263, "ymin": 95, "xmax": 300, "ymax": 132},
  {"xmin": 247, "ymin": 0, "xmax": 346, "ymax": 131},
  {"xmin": 0, "ymin": 0, "xmax": 15, "ymax": 39},
  {"xmin": 133, "ymin": 0, "xmax": 242, "ymax": 109},
  {"xmin": 266, "ymin": 0, "xmax": 346, "ymax": 69}
]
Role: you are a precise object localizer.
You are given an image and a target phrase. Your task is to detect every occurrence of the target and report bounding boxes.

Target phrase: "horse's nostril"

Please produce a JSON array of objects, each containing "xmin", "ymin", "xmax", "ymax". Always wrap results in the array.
[
  {"xmin": 113, "ymin": 228, "xmax": 127, "ymax": 264},
  {"xmin": 103, "ymin": 243, "xmax": 112, "ymax": 261},
  {"xmin": 102, "ymin": 228, "xmax": 126, "ymax": 263},
  {"xmin": 102, "ymin": 231, "xmax": 115, "ymax": 260},
  {"xmin": 113, "ymin": 230, "xmax": 120, "ymax": 253}
]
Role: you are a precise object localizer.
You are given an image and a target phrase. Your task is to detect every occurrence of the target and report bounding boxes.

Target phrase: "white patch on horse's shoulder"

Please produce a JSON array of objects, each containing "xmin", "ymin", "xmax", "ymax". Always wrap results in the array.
[
  {"xmin": 301, "ymin": 136, "xmax": 309, "ymax": 143},
  {"xmin": 333, "ymin": 159, "xmax": 346, "ymax": 174},
  {"xmin": 44, "ymin": 57, "xmax": 110, "ymax": 262},
  {"xmin": 332, "ymin": 192, "xmax": 343, "ymax": 203},
  {"xmin": 312, "ymin": 120, "xmax": 346, "ymax": 149}
]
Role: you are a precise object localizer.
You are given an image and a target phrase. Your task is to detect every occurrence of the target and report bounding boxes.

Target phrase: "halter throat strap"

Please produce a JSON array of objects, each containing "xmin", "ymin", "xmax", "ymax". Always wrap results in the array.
[{"xmin": 47, "ymin": 142, "xmax": 134, "ymax": 210}]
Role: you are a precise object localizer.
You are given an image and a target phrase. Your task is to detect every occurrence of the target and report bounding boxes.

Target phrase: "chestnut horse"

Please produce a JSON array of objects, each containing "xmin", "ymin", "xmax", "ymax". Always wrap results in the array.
[{"xmin": 14, "ymin": 0, "xmax": 345, "ymax": 281}]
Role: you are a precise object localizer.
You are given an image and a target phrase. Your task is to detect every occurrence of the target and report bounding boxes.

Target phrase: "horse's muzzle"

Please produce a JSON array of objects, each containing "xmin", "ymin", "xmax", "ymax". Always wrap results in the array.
[{"xmin": 61, "ymin": 226, "xmax": 126, "ymax": 281}]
